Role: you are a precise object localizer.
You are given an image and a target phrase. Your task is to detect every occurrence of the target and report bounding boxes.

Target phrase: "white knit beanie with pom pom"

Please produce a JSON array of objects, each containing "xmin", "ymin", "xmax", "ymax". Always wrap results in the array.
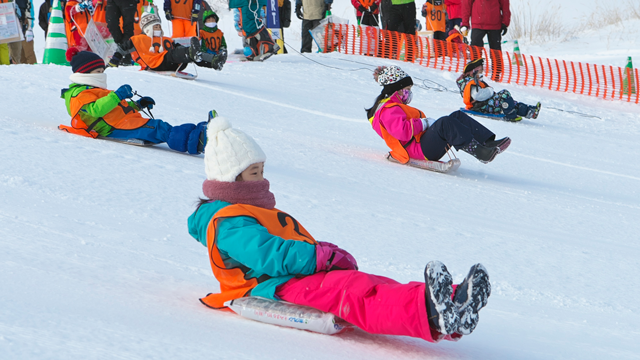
[{"xmin": 204, "ymin": 117, "xmax": 267, "ymax": 182}]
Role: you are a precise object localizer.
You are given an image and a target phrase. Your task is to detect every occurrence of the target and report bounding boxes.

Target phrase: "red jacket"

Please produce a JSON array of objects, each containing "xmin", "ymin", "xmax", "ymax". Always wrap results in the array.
[
  {"xmin": 445, "ymin": 0, "xmax": 461, "ymax": 20},
  {"xmin": 351, "ymin": 0, "xmax": 381, "ymax": 17},
  {"xmin": 461, "ymin": 0, "xmax": 510, "ymax": 30}
]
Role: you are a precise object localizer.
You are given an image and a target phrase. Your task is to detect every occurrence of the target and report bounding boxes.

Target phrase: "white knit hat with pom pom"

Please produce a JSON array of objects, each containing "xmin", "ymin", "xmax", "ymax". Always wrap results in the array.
[{"xmin": 204, "ymin": 117, "xmax": 267, "ymax": 182}]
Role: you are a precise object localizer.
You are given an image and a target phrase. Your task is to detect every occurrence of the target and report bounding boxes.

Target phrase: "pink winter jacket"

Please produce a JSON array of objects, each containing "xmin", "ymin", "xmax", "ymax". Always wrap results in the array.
[
  {"xmin": 461, "ymin": 0, "xmax": 510, "ymax": 30},
  {"xmin": 445, "ymin": 0, "xmax": 462, "ymax": 20},
  {"xmin": 372, "ymin": 93, "xmax": 427, "ymax": 160}
]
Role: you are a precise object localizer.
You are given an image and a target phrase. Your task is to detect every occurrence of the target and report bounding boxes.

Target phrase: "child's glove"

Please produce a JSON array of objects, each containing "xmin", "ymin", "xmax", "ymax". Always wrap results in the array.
[
  {"xmin": 191, "ymin": 4, "xmax": 200, "ymax": 24},
  {"xmin": 421, "ymin": 3, "xmax": 428, "ymax": 17},
  {"xmin": 114, "ymin": 84, "xmax": 133, "ymax": 100},
  {"xmin": 315, "ymin": 241, "xmax": 358, "ymax": 272},
  {"xmin": 501, "ymin": 24, "xmax": 508, "ymax": 36},
  {"xmin": 136, "ymin": 96, "xmax": 155, "ymax": 110},
  {"xmin": 295, "ymin": 3, "xmax": 303, "ymax": 20},
  {"xmin": 420, "ymin": 117, "xmax": 437, "ymax": 130},
  {"xmin": 165, "ymin": 10, "xmax": 173, "ymax": 21}
]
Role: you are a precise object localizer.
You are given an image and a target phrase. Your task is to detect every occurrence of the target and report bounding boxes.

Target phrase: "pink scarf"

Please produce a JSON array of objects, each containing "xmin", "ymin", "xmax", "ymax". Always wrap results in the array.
[{"xmin": 202, "ymin": 179, "xmax": 276, "ymax": 209}]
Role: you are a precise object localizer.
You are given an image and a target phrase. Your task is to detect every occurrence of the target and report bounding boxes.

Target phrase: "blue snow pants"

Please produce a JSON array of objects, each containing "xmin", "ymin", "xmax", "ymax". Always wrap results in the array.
[
  {"xmin": 419, "ymin": 110, "xmax": 495, "ymax": 160},
  {"xmin": 108, "ymin": 119, "xmax": 206, "ymax": 154}
]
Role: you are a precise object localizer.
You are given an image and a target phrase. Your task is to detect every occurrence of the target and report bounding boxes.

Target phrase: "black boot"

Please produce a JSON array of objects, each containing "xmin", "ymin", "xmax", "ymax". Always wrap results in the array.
[
  {"xmin": 484, "ymin": 136, "xmax": 511, "ymax": 154},
  {"xmin": 188, "ymin": 37, "xmax": 203, "ymax": 62},
  {"xmin": 462, "ymin": 139, "xmax": 499, "ymax": 164},
  {"xmin": 453, "ymin": 264, "xmax": 491, "ymax": 335},
  {"xmin": 424, "ymin": 261, "xmax": 459, "ymax": 336}
]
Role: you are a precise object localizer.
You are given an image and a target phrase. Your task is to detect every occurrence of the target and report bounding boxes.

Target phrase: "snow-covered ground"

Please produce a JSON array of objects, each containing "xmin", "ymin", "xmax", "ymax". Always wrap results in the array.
[{"xmin": 2, "ymin": 1, "xmax": 640, "ymax": 359}]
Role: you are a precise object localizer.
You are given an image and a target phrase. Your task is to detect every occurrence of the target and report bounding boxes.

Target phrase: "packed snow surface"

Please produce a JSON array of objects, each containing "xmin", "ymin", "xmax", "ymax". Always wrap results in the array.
[{"xmin": 2, "ymin": 1, "xmax": 640, "ymax": 359}]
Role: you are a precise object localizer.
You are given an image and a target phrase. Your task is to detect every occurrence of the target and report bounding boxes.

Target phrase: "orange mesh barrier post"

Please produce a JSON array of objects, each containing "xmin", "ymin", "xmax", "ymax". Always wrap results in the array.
[
  {"xmin": 570, "ymin": 62, "xmax": 577, "ymax": 94},
  {"xmin": 587, "ymin": 63, "xmax": 593, "ymax": 96},
  {"xmin": 530, "ymin": 55, "xmax": 537, "ymax": 86},
  {"xmin": 555, "ymin": 60, "xmax": 562, "ymax": 91},
  {"xmin": 416, "ymin": 35, "xmax": 424, "ymax": 66},
  {"xmin": 594, "ymin": 64, "xmax": 600, "ymax": 98},
  {"xmin": 547, "ymin": 58, "xmax": 553, "ymax": 90},
  {"xmin": 635, "ymin": 68, "xmax": 639, "ymax": 103},
  {"xmin": 625, "ymin": 66, "xmax": 632, "ymax": 102},
  {"xmin": 609, "ymin": 66, "xmax": 616, "ymax": 99},
  {"xmin": 562, "ymin": 60, "xmax": 569, "ymax": 92},
  {"xmin": 578, "ymin": 62, "xmax": 585, "ymax": 94},
  {"xmin": 539, "ymin": 57, "xmax": 545, "ymax": 88},
  {"xmin": 504, "ymin": 51, "xmax": 513, "ymax": 84},
  {"xmin": 618, "ymin": 66, "xmax": 624, "ymax": 100},
  {"xmin": 602, "ymin": 65, "xmax": 608, "ymax": 99},
  {"xmin": 522, "ymin": 54, "xmax": 529, "ymax": 86},
  {"xmin": 515, "ymin": 54, "xmax": 522, "ymax": 84},
  {"xmin": 322, "ymin": 24, "xmax": 329, "ymax": 53}
]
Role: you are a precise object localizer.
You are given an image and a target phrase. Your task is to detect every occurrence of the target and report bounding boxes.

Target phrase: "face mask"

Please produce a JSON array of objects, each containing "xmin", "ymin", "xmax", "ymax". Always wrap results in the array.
[
  {"xmin": 153, "ymin": 30, "xmax": 162, "ymax": 37},
  {"xmin": 399, "ymin": 88, "xmax": 413, "ymax": 104},
  {"xmin": 205, "ymin": 21, "xmax": 217, "ymax": 28}
]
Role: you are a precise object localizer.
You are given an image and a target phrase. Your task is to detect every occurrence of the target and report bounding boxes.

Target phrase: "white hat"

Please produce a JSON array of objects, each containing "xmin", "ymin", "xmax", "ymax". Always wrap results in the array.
[
  {"xmin": 140, "ymin": 12, "xmax": 162, "ymax": 37},
  {"xmin": 204, "ymin": 117, "xmax": 267, "ymax": 182}
]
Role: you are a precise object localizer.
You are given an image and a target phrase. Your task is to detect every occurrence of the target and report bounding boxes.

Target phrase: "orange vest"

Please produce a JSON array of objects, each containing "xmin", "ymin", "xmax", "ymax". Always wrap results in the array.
[
  {"xmin": 63, "ymin": 87, "xmax": 149, "ymax": 136},
  {"xmin": 463, "ymin": 79, "xmax": 488, "ymax": 109},
  {"xmin": 130, "ymin": 34, "xmax": 174, "ymax": 70},
  {"xmin": 378, "ymin": 102, "xmax": 426, "ymax": 164},
  {"xmin": 199, "ymin": 28, "xmax": 224, "ymax": 53},
  {"xmin": 200, "ymin": 204, "xmax": 318, "ymax": 309},
  {"xmin": 169, "ymin": 0, "xmax": 194, "ymax": 20},
  {"xmin": 358, "ymin": 0, "xmax": 375, "ymax": 8},
  {"xmin": 424, "ymin": 2, "xmax": 446, "ymax": 33}
]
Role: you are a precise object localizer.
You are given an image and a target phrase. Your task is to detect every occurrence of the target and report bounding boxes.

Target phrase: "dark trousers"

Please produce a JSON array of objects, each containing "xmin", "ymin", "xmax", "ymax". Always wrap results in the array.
[
  {"xmin": 445, "ymin": 18, "xmax": 461, "ymax": 34},
  {"xmin": 151, "ymin": 47, "xmax": 190, "ymax": 71},
  {"xmin": 470, "ymin": 29, "xmax": 503, "ymax": 80},
  {"xmin": 360, "ymin": 13, "xmax": 380, "ymax": 27},
  {"xmin": 106, "ymin": 0, "xmax": 138, "ymax": 45},
  {"xmin": 386, "ymin": 2, "xmax": 416, "ymax": 35},
  {"xmin": 420, "ymin": 110, "xmax": 494, "ymax": 160},
  {"xmin": 301, "ymin": 19, "xmax": 321, "ymax": 53}
]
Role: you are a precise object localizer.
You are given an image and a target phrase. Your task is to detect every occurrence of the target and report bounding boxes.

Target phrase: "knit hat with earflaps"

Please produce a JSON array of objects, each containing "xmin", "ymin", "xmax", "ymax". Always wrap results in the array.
[
  {"xmin": 140, "ymin": 12, "xmax": 164, "ymax": 53},
  {"xmin": 66, "ymin": 48, "xmax": 105, "ymax": 73},
  {"xmin": 204, "ymin": 117, "xmax": 267, "ymax": 182},
  {"xmin": 464, "ymin": 58, "xmax": 484, "ymax": 75},
  {"xmin": 374, "ymin": 65, "xmax": 414, "ymax": 97}
]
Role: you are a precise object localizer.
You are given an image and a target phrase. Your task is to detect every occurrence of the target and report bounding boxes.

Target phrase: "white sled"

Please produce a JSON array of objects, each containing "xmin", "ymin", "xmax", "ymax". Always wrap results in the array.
[
  {"xmin": 226, "ymin": 296, "xmax": 353, "ymax": 335},
  {"xmin": 148, "ymin": 63, "xmax": 198, "ymax": 80},
  {"xmin": 97, "ymin": 136, "xmax": 155, "ymax": 147},
  {"xmin": 386, "ymin": 153, "xmax": 461, "ymax": 174}
]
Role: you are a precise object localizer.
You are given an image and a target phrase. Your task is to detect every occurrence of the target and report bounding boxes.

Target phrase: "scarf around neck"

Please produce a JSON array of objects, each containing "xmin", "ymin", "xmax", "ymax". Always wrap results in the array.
[
  {"xmin": 202, "ymin": 179, "xmax": 276, "ymax": 209},
  {"xmin": 69, "ymin": 72, "xmax": 108, "ymax": 89}
]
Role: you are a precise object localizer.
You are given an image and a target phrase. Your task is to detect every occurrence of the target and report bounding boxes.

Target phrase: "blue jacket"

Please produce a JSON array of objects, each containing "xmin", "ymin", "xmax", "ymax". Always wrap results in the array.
[
  {"xmin": 229, "ymin": 0, "xmax": 266, "ymax": 35},
  {"xmin": 188, "ymin": 200, "xmax": 317, "ymax": 300}
]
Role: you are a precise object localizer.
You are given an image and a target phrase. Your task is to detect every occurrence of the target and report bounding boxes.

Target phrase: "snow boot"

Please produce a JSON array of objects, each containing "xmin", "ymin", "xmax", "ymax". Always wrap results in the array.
[
  {"xmin": 195, "ymin": 110, "xmax": 218, "ymax": 154},
  {"xmin": 424, "ymin": 261, "xmax": 459, "ymax": 335},
  {"xmin": 188, "ymin": 37, "xmax": 203, "ymax": 62},
  {"xmin": 501, "ymin": 96, "xmax": 522, "ymax": 122},
  {"xmin": 453, "ymin": 263, "xmax": 491, "ymax": 335},
  {"xmin": 484, "ymin": 136, "xmax": 511, "ymax": 154},
  {"xmin": 526, "ymin": 102, "xmax": 542, "ymax": 119},
  {"xmin": 462, "ymin": 139, "xmax": 500, "ymax": 164},
  {"xmin": 167, "ymin": 123, "xmax": 196, "ymax": 152}
]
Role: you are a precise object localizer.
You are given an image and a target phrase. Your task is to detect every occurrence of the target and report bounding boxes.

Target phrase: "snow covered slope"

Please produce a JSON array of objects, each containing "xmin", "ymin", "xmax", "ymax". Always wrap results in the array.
[{"xmin": 2, "ymin": 7, "xmax": 640, "ymax": 358}]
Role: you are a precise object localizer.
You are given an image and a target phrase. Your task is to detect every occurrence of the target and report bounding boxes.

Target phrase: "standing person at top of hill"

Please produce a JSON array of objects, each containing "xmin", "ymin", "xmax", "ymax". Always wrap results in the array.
[
  {"xmin": 444, "ymin": 0, "xmax": 461, "ymax": 33},
  {"xmin": 367, "ymin": 65, "xmax": 511, "ymax": 164},
  {"xmin": 164, "ymin": 0, "xmax": 201, "ymax": 38},
  {"xmin": 351, "ymin": 0, "xmax": 381, "ymax": 27},
  {"xmin": 459, "ymin": 0, "xmax": 510, "ymax": 55},
  {"xmin": 108, "ymin": 11, "xmax": 221, "ymax": 69},
  {"xmin": 421, "ymin": 0, "xmax": 446, "ymax": 40},
  {"xmin": 385, "ymin": 0, "xmax": 416, "ymax": 35},
  {"xmin": 295, "ymin": 0, "xmax": 332, "ymax": 53},
  {"xmin": 106, "ymin": 0, "xmax": 138, "ymax": 65},
  {"xmin": 188, "ymin": 115, "xmax": 492, "ymax": 342}
]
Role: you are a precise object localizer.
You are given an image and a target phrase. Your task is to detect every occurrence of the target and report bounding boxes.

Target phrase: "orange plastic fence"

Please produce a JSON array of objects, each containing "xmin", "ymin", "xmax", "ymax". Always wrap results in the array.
[{"xmin": 321, "ymin": 24, "xmax": 639, "ymax": 105}]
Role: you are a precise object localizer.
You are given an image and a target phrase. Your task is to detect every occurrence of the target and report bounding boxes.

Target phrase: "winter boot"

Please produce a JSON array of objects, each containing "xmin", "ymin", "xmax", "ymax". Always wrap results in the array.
[
  {"xmin": 501, "ymin": 96, "xmax": 522, "ymax": 122},
  {"xmin": 526, "ymin": 102, "xmax": 542, "ymax": 119},
  {"xmin": 484, "ymin": 136, "xmax": 511, "ymax": 154},
  {"xmin": 424, "ymin": 261, "xmax": 459, "ymax": 335},
  {"xmin": 462, "ymin": 139, "xmax": 500, "ymax": 164},
  {"xmin": 453, "ymin": 264, "xmax": 491, "ymax": 335},
  {"xmin": 167, "ymin": 123, "xmax": 197, "ymax": 152},
  {"xmin": 188, "ymin": 37, "xmax": 203, "ymax": 62},
  {"xmin": 196, "ymin": 110, "xmax": 218, "ymax": 153}
]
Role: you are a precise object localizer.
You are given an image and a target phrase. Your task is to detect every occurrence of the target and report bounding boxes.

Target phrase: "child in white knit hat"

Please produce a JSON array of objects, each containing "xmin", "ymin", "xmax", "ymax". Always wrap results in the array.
[{"xmin": 187, "ymin": 115, "xmax": 491, "ymax": 341}]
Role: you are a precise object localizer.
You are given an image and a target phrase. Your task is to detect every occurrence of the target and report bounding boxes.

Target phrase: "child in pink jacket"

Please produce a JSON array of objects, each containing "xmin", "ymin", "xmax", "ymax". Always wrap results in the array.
[
  {"xmin": 188, "ymin": 115, "xmax": 491, "ymax": 341},
  {"xmin": 367, "ymin": 65, "xmax": 511, "ymax": 164}
]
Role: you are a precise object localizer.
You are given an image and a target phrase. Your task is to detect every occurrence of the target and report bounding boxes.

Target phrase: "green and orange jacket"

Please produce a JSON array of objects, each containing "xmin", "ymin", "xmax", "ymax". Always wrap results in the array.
[{"xmin": 60, "ymin": 84, "xmax": 148, "ymax": 137}]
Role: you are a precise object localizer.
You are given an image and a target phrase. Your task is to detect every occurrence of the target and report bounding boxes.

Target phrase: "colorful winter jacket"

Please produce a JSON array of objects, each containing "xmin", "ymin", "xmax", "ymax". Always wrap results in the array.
[
  {"xmin": 199, "ymin": 26, "xmax": 226, "ymax": 54},
  {"xmin": 456, "ymin": 74, "xmax": 489, "ymax": 109},
  {"xmin": 230, "ymin": 0, "xmax": 266, "ymax": 36},
  {"xmin": 351, "ymin": 0, "xmax": 380, "ymax": 17},
  {"xmin": 461, "ymin": 0, "xmax": 510, "ymax": 30},
  {"xmin": 444, "ymin": 0, "xmax": 460, "ymax": 19},
  {"xmin": 422, "ymin": 0, "xmax": 446, "ymax": 33},
  {"xmin": 371, "ymin": 93, "xmax": 427, "ymax": 161},
  {"xmin": 60, "ymin": 84, "xmax": 148, "ymax": 137},
  {"xmin": 188, "ymin": 200, "xmax": 317, "ymax": 308}
]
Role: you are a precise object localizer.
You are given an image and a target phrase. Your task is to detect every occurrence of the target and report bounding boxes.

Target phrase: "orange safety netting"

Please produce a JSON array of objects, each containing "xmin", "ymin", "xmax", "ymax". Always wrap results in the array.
[{"xmin": 320, "ymin": 24, "xmax": 639, "ymax": 105}]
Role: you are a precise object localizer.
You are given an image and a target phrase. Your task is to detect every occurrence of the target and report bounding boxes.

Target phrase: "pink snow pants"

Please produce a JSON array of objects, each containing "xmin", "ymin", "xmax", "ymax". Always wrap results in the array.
[{"xmin": 275, "ymin": 270, "xmax": 461, "ymax": 342}]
